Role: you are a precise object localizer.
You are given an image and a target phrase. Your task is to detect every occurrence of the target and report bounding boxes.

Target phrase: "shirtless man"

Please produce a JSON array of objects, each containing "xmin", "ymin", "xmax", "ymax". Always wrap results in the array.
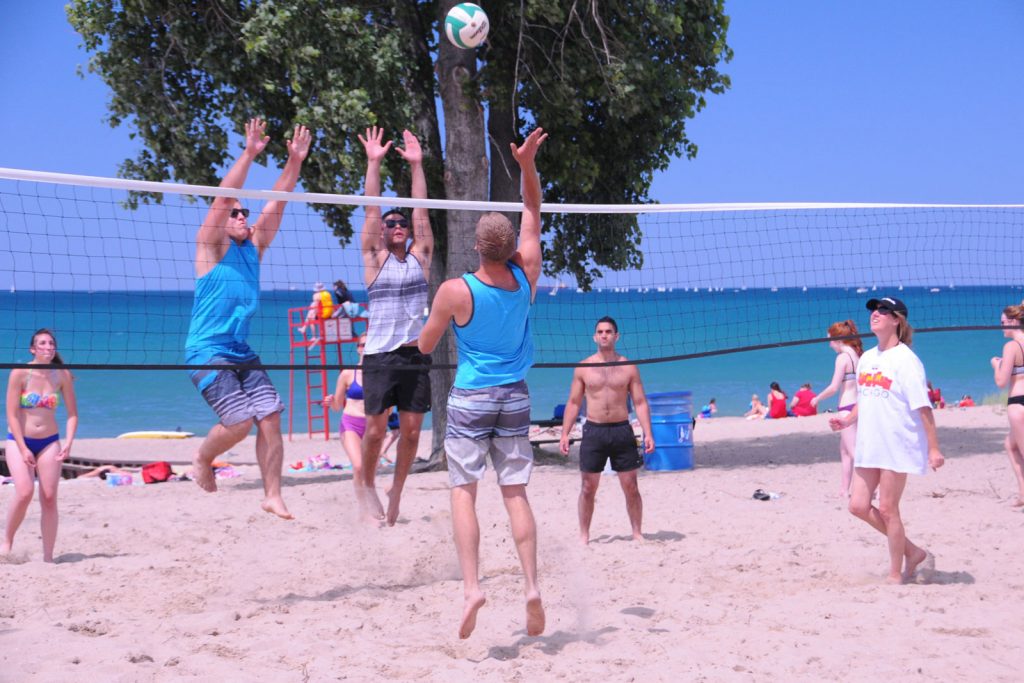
[{"xmin": 560, "ymin": 317, "xmax": 655, "ymax": 544}]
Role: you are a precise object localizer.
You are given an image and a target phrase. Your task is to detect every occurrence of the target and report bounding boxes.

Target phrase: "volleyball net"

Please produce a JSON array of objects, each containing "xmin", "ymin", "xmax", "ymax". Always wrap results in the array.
[{"xmin": 1, "ymin": 166, "xmax": 1023, "ymax": 371}]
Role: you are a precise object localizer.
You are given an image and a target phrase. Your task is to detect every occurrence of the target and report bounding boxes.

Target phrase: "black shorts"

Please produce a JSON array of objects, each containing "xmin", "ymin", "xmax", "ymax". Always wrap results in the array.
[
  {"xmin": 579, "ymin": 421, "xmax": 643, "ymax": 473},
  {"xmin": 362, "ymin": 347, "xmax": 432, "ymax": 416}
]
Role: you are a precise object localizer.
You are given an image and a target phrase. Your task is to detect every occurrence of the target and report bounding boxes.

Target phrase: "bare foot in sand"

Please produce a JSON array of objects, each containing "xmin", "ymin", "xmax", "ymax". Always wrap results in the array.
[
  {"xmin": 260, "ymin": 496, "xmax": 294, "ymax": 520},
  {"xmin": 191, "ymin": 453, "xmax": 217, "ymax": 493},
  {"xmin": 385, "ymin": 488, "xmax": 401, "ymax": 527},
  {"xmin": 906, "ymin": 549, "xmax": 935, "ymax": 584},
  {"xmin": 902, "ymin": 546, "xmax": 928, "ymax": 582},
  {"xmin": 579, "ymin": 533, "xmax": 590, "ymax": 546},
  {"xmin": 459, "ymin": 591, "xmax": 486, "ymax": 639},
  {"xmin": 525, "ymin": 592, "xmax": 545, "ymax": 636},
  {"xmin": 365, "ymin": 488, "xmax": 385, "ymax": 522}
]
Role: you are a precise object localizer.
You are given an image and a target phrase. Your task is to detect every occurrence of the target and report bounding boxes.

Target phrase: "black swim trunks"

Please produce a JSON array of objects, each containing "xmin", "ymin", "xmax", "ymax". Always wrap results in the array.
[
  {"xmin": 579, "ymin": 420, "xmax": 643, "ymax": 473},
  {"xmin": 362, "ymin": 346, "xmax": 432, "ymax": 416}
]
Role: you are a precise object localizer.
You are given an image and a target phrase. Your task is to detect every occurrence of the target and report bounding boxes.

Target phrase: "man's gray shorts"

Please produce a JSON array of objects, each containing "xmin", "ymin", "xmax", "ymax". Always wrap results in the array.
[
  {"xmin": 445, "ymin": 380, "xmax": 533, "ymax": 487},
  {"xmin": 194, "ymin": 362, "xmax": 285, "ymax": 427}
]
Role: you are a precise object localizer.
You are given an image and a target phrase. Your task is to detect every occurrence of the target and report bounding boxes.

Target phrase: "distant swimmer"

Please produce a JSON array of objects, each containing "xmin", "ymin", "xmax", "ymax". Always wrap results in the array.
[
  {"xmin": 185, "ymin": 117, "xmax": 312, "ymax": 520},
  {"xmin": 559, "ymin": 317, "xmax": 654, "ymax": 545},
  {"xmin": 419, "ymin": 127, "xmax": 548, "ymax": 639},
  {"xmin": 990, "ymin": 300, "xmax": 1024, "ymax": 507},
  {"xmin": 811, "ymin": 319, "xmax": 863, "ymax": 497},
  {"xmin": 830, "ymin": 297, "xmax": 944, "ymax": 584},
  {"xmin": 357, "ymin": 126, "xmax": 434, "ymax": 527}
]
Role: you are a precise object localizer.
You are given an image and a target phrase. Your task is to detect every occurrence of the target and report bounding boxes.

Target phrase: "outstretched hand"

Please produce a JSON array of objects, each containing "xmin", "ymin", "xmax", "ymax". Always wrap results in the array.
[
  {"xmin": 358, "ymin": 126, "xmax": 393, "ymax": 164},
  {"xmin": 394, "ymin": 130, "xmax": 423, "ymax": 165},
  {"xmin": 287, "ymin": 125, "xmax": 312, "ymax": 162},
  {"xmin": 510, "ymin": 127, "xmax": 548, "ymax": 165},
  {"xmin": 244, "ymin": 118, "xmax": 271, "ymax": 157}
]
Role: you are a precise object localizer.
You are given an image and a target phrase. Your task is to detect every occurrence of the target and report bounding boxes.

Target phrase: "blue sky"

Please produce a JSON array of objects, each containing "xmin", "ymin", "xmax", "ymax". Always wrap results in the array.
[{"xmin": 1, "ymin": 1, "xmax": 1022, "ymax": 291}]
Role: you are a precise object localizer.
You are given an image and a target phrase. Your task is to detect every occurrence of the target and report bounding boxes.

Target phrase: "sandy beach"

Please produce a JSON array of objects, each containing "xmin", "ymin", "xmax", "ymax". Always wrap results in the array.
[{"xmin": 2, "ymin": 406, "xmax": 1023, "ymax": 681}]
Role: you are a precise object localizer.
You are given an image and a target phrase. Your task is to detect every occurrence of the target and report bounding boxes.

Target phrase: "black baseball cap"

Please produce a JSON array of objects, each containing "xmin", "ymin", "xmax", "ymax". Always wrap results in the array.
[{"xmin": 866, "ymin": 296, "xmax": 909, "ymax": 318}]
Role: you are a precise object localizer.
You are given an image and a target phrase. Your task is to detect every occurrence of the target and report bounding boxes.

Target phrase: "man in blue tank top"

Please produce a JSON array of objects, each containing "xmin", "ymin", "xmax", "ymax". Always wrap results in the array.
[
  {"xmin": 185, "ymin": 117, "xmax": 311, "ymax": 520},
  {"xmin": 357, "ymin": 126, "xmax": 434, "ymax": 526},
  {"xmin": 419, "ymin": 127, "xmax": 547, "ymax": 639},
  {"xmin": 558, "ymin": 316, "xmax": 655, "ymax": 545}
]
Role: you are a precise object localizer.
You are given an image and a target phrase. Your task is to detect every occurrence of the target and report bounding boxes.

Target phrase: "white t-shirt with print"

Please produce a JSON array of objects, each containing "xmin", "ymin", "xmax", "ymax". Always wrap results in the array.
[{"xmin": 854, "ymin": 343, "xmax": 932, "ymax": 475}]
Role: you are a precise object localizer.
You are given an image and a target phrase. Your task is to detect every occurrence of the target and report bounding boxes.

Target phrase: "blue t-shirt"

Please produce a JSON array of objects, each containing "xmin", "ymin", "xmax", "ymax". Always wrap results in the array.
[
  {"xmin": 452, "ymin": 262, "xmax": 534, "ymax": 389},
  {"xmin": 185, "ymin": 239, "xmax": 260, "ymax": 390}
]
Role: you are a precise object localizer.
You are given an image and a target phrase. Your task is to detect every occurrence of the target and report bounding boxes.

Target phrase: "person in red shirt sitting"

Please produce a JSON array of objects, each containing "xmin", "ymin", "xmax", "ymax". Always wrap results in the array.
[
  {"xmin": 927, "ymin": 381, "xmax": 945, "ymax": 409},
  {"xmin": 767, "ymin": 382, "xmax": 789, "ymax": 419},
  {"xmin": 958, "ymin": 394, "xmax": 976, "ymax": 408},
  {"xmin": 790, "ymin": 383, "xmax": 818, "ymax": 417}
]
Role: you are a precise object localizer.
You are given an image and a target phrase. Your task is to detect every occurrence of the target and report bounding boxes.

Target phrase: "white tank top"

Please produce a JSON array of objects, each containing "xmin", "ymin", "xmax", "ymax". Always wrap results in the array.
[{"xmin": 365, "ymin": 252, "xmax": 429, "ymax": 354}]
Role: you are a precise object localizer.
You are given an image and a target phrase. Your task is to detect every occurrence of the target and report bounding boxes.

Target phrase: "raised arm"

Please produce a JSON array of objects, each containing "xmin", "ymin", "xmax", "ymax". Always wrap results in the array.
[
  {"xmin": 359, "ymin": 126, "xmax": 392, "ymax": 282},
  {"xmin": 559, "ymin": 369, "xmax": 586, "ymax": 455},
  {"xmin": 509, "ymin": 128, "xmax": 547, "ymax": 296},
  {"xmin": 195, "ymin": 118, "xmax": 270, "ymax": 274},
  {"xmin": 628, "ymin": 367, "xmax": 655, "ymax": 453},
  {"xmin": 251, "ymin": 124, "xmax": 312, "ymax": 258},
  {"xmin": 396, "ymin": 130, "xmax": 433, "ymax": 270}
]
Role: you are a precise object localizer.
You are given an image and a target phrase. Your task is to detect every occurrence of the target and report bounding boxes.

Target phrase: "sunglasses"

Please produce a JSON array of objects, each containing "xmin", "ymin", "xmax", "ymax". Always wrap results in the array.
[
  {"xmin": 384, "ymin": 219, "xmax": 409, "ymax": 229},
  {"xmin": 230, "ymin": 208, "xmax": 251, "ymax": 218},
  {"xmin": 873, "ymin": 308, "xmax": 894, "ymax": 317},
  {"xmin": 357, "ymin": 343, "xmax": 366, "ymax": 348}
]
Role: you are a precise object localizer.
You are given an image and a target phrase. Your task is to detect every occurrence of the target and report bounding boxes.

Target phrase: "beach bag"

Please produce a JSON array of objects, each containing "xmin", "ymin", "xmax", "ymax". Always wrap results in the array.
[{"xmin": 141, "ymin": 461, "xmax": 173, "ymax": 484}]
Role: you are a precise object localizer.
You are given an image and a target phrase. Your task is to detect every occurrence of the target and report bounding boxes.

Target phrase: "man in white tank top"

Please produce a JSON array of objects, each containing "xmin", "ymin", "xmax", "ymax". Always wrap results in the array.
[{"xmin": 357, "ymin": 126, "xmax": 434, "ymax": 526}]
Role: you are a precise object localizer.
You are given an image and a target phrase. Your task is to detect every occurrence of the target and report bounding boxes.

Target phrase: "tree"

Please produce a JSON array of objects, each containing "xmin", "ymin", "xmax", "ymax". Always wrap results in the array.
[{"xmin": 67, "ymin": 0, "xmax": 732, "ymax": 456}]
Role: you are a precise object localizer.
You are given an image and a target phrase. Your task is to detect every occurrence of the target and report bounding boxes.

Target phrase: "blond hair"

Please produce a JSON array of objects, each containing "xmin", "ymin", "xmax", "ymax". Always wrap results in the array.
[{"xmin": 475, "ymin": 212, "xmax": 515, "ymax": 262}]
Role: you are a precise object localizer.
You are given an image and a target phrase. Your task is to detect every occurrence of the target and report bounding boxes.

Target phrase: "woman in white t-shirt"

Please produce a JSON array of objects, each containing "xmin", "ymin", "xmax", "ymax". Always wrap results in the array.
[
  {"xmin": 990, "ymin": 300, "xmax": 1024, "ymax": 507},
  {"xmin": 829, "ymin": 297, "xmax": 944, "ymax": 584}
]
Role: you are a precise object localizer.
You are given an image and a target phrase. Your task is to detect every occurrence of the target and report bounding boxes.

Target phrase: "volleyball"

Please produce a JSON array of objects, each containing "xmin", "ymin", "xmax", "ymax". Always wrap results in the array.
[{"xmin": 444, "ymin": 3, "xmax": 489, "ymax": 49}]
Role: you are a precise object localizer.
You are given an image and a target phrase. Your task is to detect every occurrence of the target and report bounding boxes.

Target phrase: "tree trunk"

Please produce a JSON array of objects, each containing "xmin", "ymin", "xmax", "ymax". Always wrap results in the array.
[{"xmin": 429, "ymin": 0, "xmax": 489, "ymax": 463}]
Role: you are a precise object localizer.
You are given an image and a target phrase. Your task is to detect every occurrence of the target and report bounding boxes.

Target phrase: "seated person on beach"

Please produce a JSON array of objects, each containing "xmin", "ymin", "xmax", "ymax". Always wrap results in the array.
[
  {"xmin": 790, "ymin": 383, "xmax": 818, "ymax": 417},
  {"xmin": 767, "ymin": 382, "xmax": 788, "ymax": 419},
  {"xmin": 744, "ymin": 394, "xmax": 767, "ymax": 420},
  {"xmin": 698, "ymin": 398, "xmax": 717, "ymax": 419},
  {"xmin": 298, "ymin": 282, "xmax": 334, "ymax": 338},
  {"xmin": 330, "ymin": 279, "xmax": 368, "ymax": 318},
  {"xmin": 958, "ymin": 394, "xmax": 976, "ymax": 408}
]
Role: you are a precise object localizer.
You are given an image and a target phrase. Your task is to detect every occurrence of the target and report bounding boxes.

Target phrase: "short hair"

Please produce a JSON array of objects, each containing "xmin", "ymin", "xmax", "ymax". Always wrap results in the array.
[
  {"xmin": 382, "ymin": 209, "xmax": 407, "ymax": 222},
  {"xmin": 595, "ymin": 316, "xmax": 619, "ymax": 333},
  {"xmin": 475, "ymin": 212, "xmax": 515, "ymax": 262}
]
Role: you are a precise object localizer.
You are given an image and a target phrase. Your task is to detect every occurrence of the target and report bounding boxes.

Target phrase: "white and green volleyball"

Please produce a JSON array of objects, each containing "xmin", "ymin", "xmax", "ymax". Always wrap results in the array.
[{"xmin": 444, "ymin": 3, "xmax": 490, "ymax": 49}]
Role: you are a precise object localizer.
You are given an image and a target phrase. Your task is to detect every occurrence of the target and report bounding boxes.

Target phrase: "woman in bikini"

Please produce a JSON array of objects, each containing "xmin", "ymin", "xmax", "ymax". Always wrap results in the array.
[
  {"xmin": 3, "ymin": 329, "xmax": 78, "ymax": 562},
  {"xmin": 324, "ymin": 336, "xmax": 397, "ymax": 519},
  {"xmin": 990, "ymin": 301, "xmax": 1024, "ymax": 506},
  {"xmin": 811, "ymin": 319, "xmax": 863, "ymax": 497}
]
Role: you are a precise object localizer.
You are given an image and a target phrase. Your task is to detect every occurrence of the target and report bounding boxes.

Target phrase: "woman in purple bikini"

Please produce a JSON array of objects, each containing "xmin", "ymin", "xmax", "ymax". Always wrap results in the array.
[
  {"xmin": 325, "ymin": 336, "xmax": 372, "ymax": 516},
  {"xmin": 811, "ymin": 319, "xmax": 862, "ymax": 497},
  {"xmin": 3, "ymin": 329, "xmax": 78, "ymax": 562}
]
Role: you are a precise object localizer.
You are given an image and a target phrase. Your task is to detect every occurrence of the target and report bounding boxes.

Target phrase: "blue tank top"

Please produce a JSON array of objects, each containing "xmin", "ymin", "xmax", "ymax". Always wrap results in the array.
[
  {"xmin": 185, "ymin": 239, "xmax": 260, "ymax": 390},
  {"xmin": 452, "ymin": 262, "xmax": 534, "ymax": 389}
]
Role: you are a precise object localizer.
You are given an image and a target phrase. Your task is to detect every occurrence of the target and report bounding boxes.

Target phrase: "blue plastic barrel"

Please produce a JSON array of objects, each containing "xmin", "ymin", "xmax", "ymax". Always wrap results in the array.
[{"xmin": 644, "ymin": 391, "xmax": 693, "ymax": 471}]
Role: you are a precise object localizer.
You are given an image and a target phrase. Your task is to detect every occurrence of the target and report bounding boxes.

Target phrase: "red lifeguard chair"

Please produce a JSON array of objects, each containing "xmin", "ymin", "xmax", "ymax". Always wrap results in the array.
[{"xmin": 287, "ymin": 306, "xmax": 367, "ymax": 440}]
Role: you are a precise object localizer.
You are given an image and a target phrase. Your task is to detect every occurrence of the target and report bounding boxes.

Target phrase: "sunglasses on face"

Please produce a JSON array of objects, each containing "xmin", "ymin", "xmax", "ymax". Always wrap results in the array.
[
  {"xmin": 873, "ymin": 308, "xmax": 894, "ymax": 317},
  {"xmin": 384, "ymin": 219, "xmax": 409, "ymax": 229},
  {"xmin": 231, "ymin": 208, "xmax": 251, "ymax": 218},
  {"xmin": 357, "ymin": 343, "xmax": 366, "ymax": 348}
]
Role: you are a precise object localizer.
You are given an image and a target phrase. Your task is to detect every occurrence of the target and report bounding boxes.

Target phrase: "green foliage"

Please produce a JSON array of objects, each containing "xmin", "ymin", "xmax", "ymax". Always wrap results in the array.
[{"xmin": 66, "ymin": 0, "xmax": 731, "ymax": 283}]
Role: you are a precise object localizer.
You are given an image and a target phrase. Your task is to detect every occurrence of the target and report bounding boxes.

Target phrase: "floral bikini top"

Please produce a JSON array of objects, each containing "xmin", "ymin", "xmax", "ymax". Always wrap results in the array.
[{"xmin": 20, "ymin": 369, "xmax": 61, "ymax": 410}]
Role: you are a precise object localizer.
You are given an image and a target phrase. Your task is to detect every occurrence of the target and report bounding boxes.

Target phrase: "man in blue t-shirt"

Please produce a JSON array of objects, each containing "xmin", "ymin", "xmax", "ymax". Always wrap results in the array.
[
  {"xmin": 419, "ymin": 127, "xmax": 547, "ymax": 640},
  {"xmin": 185, "ymin": 117, "xmax": 311, "ymax": 520}
]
